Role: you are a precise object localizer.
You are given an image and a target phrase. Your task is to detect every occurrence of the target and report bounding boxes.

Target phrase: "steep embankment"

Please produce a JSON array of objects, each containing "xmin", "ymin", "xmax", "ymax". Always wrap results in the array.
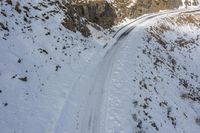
[
  {"xmin": 99, "ymin": 11, "xmax": 200, "ymax": 133},
  {"xmin": 0, "ymin": 0, "xmax": 103, "ymax": 132}
]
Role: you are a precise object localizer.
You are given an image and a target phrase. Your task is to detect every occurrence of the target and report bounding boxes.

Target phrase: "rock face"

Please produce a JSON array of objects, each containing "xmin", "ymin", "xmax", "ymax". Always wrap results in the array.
[
  {"xmin": 73, "ymin": 0, "xmax": 117, "ymax": 28},
  {"xmin": 27, "ymin": 0, "xmax": 198, "ymax": 37},
  {"xmin": 132, "ymin": 0, "xmax": 182, "ymax": 17},
  {"xmin": 111, "ymin": 0, "xmax": 136, "ymax": 23},
  {"xmin": 63, "ymin": 0, "xmax": 199, "ymax": 35},
  {"xmin": 59, "ymin": 1, "xmax": 91, "ymax": 37},
  {"xmin": 72, "ymin": 0, "xmax": 184, "ymax": 28}
]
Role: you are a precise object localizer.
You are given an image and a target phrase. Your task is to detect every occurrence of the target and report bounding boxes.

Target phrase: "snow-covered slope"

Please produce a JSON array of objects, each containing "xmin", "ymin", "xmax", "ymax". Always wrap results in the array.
[
  {"xmin": 0, "ymin": 0, "xmax": 104, "ymax": 132},
  {"xmin": 1, "ymin": 0, "xmax": 200, "ymax": 133},
  {"xmin": 100, "ymin": 12, "xmax": 200, "ymax": 133}
]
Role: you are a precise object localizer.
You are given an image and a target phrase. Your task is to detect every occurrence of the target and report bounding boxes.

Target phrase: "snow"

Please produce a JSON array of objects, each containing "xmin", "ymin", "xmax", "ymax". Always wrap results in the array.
[
  {"xmin": 101, "ymin": 13, "xmax": 200, "ymax": 132},
  {"xmin": 0, "ymin": 1, "xmax": 102, "ymax": 132},
  {"xmin": 1, "ymin": 0, "xmax": 200, "ymax": 133}
]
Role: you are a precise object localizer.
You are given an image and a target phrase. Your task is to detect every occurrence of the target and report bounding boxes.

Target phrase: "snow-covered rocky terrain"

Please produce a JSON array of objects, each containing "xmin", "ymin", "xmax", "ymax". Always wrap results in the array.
[
  {"xmin": 0, "ymin": 0, "xmax": 200, "ymax": 133},
  {"xmin": 0, "ymin": 0, "xmax": 103, "ymax": 132},
  {"xmin": 102, "ymin": 11, "xmax": 200, "ymax": 133}
]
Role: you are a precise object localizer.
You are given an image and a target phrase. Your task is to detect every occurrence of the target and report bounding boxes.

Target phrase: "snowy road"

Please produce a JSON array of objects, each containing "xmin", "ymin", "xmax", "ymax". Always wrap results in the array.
[{"xmin": 53, "ymin": 8, "xmax": 200, "ymax": 133}]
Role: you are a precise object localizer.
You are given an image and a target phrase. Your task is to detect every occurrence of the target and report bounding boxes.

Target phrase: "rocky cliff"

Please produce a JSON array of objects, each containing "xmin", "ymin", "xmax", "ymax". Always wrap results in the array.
[
  {"xmin": 60, "ymin": 2, "xmax": 91, "ymax": 37},
  {"xmin": 131, "ymin": 0, "xmax": 182, "ymax": 17},
  {"xmin": 61, "ymin": 0, "xmax": 199, "ymax": 36},
  {"xmin": 73, "ymin": 0, "xmax": 117, "ymax": 28},
  {"xmin": 70, "ymin": 0, "xmax": 183, "ymax": 28}
]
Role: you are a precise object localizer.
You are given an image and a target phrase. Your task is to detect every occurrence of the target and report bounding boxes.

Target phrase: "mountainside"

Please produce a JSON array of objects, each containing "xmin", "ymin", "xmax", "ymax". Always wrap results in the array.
[
  {"xmin": 1, "ymin": 0, "xmax": 200, "ymax": 133},
  {"xmin": 106, "ymin": 12, "xmax": 200, "ymax": 133},
  {"xmin": 72, "ymin": 0, "xmax": 199, "ymax": 28},
  {"xmin": 0, "ymin": 1, "xmax": 102, "ymax": 132}
]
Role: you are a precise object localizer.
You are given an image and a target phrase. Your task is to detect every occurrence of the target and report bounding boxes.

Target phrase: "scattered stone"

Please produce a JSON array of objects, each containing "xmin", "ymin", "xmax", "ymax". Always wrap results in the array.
[
  {"xmin": 151, "ymin": 122, "xmax": 159, "ymax": 131},
  {"xmin": 6, "ymin": 0, "xmax": 12, "ymax": 5},
  {"xmin": 137, "ymin": 120, "xmax": 143, "ymax": 129},
  {"xmin": 55, "ymin": 65, "xmax": 61, "ymax": 71},
  {"xmin": 196, "ymin": 118, "xmax": 200, "ymax": 126},
  {"xmin": 38, "ymin": 48, "xmax": 48, "ymax": 54},
  {"xmin": 3, "ymin": 103, "xmax": 8, "ymax": 107},
  {"xmin": 18, "ymin": 58, "xmax": 22, "ymax": 63},
  {"xmin": 12, "ymin": 74, "xmax": 17, "ymax": 79},
  {"xmin": 15, "ymin": 2, "xmax": 22, "ymax": 13},
  {"xmin": 18, "ymin": 77, "xmax": 28, "ymax": 82}
]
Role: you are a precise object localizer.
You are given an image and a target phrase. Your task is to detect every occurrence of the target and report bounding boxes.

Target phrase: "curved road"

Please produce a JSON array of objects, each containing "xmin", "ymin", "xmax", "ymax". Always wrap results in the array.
[{"xmin": 53, "ymin": 7, "xmax": 200, "ymax": 133}]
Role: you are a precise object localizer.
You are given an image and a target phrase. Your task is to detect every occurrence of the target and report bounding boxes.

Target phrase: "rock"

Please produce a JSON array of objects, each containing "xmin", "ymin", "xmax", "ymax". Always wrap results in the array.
[
  {"xmin": 15, "ymin": 2, "xmax": 22, "ymax": 13},
  {"xmin": 74, "ymin": 0, "xmax": 117, "ymax": 28},
  {"xmin": 5, "ymin": 0, "xmax": 12, "ymax": 5},
  {"xmin": 60, "ymin": 2, "xmax": 91, "ymax": 37},
  {"xmin": 196, "ymin": 118, "xmax": 200, "ymax": 126},
  {"xmin": 132, "ymin": 0, "xmax": 182, "ymax": 17},
  {"xmin": 3, "ymin": 103, "xmax": 8, "ymax": 107},
  {"xmin": 18, "ymin": 77, "xmax": 28, "ymax": 82},
  {"xmin": 62, "ymin": 18, "xmax": 76, "ymax": 32}
]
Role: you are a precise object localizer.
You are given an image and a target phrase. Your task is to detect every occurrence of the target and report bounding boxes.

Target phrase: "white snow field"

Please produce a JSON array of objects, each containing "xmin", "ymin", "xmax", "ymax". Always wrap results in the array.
[{"xmin": 1, "ymin": 0, "xmax": 200, "ymax": 133}]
